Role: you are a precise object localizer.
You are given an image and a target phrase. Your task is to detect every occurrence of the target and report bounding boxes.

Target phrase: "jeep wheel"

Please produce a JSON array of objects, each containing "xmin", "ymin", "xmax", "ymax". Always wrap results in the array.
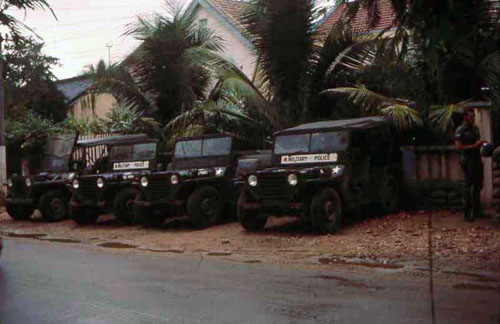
[
  {"xmin": 134, "ymin": 193, "xmax": 165, "ymax": 228},
  {"xmin": 70, "ymin": 203, "xmax": 99, "ymax": 225},
  {"xmin": 113, "ymin": 188, "xmax": 139, "ymax": 225},
  {"xmin": 6, "ymin": 202, "xmax": 34, "ymax": 221},
  {"xmin": 311, "ymin": 188, "xmax": 342, "ymax": 234},
  {"xmin": 237, "ymin": 191, "xmax": 267, "ymax": 232},
  {"xmin": 40, "ymin": 190, "xmax": 68, "ymax": 222},
  {"xmin": 187, "ymin": 185, "xmax": 223, "ymax": 229}
]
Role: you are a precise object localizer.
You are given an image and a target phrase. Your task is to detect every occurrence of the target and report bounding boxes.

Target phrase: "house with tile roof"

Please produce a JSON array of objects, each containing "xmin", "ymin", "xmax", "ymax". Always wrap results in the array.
[
  {"xmin": 315, "ymin": 0, "xmax": 397, "ymax": 37},
  {"xmin": 186, "ymin": 0, "xmax": 257, "ymax": 80},
  {"xmin": 56, "ymin": 76, "xmax": 117, "ymax": 121},
  {"xmin": 185, "ymin": 0, "xmax": 397, "ymax": 82}
]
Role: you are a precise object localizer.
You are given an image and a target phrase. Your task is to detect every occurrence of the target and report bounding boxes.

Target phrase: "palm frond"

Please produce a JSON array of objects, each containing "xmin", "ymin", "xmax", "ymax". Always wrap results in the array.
[
  {"xmin": 322, "ymin": 86, "xmax": 390, "ymax": 112},
  {"xmin": 379, "ymin": 104, "xmax": 422, "ymax": 129},
  {"xmin": 429, "ymin": 101, "xmax": 471, "ymax": 130},
  {"xmin": 322, "ymin": 85, "xmax": 421, "ymax": 129}
]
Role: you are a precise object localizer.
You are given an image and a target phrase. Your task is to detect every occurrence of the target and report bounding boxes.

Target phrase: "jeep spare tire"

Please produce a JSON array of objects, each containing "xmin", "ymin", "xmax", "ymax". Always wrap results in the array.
[{"xmin": 187, "ymin": 185, "xmax": 223, "ymax": 229}]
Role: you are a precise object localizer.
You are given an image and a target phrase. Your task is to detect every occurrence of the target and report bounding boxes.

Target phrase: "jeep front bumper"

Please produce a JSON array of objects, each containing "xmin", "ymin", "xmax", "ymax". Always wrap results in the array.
[
  {"xmin": 70, "ymin": 200, "xmax": 106, "ymax": 208},
  {"xmin": 5, "ymin": 198, "xmax": 34, "ymax": 206},
  {"xmin": 242, "ymin": 201, "xmax": 305, "ymax": 215}
]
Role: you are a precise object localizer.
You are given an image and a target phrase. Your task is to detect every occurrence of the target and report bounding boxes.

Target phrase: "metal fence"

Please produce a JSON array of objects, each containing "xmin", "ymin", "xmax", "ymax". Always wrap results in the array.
[{"xmin": 72, "ymin": 133, "xmax": 114, "ymax": 167}]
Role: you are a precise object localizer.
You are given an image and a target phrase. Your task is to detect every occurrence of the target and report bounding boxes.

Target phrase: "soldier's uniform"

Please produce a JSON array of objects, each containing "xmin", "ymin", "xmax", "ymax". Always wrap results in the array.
[{"xmin": 455, "ymin": 124, "xmax": 483, "ymax": 220}]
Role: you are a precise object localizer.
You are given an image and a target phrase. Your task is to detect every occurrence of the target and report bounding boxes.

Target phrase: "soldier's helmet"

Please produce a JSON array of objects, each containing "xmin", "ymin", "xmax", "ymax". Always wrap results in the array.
[{"xmin": 480, "ymin": 142, "xmax": 494, "ymax": 158}]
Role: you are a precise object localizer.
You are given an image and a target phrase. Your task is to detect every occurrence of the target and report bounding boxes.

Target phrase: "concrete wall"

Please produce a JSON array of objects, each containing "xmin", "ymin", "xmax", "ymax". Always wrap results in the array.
[
  {"xmin": 69, "ymin": 93, "xmax": 117, "ymax": 121},
  {"xmin": 401, "ymin": 105, "xmax": 494, "ymax": 209},
  {"xmin": 193, "ymin": 5, "xmax": 257, "ymax": 80},
  {"xmin": 475, "ymin": 106, "xmax": 493, "ymax": 207}
]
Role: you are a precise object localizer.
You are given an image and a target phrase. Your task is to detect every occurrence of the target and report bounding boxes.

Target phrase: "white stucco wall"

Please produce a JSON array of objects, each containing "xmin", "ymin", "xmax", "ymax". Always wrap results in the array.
[{"xmin": 193, "ymin": 5, "xmax": 257, "ymax": 80}]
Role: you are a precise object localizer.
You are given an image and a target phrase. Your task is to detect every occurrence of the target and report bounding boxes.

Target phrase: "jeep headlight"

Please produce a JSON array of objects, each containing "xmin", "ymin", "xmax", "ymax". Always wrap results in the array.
[
  {"xmin": 215, "ymin": 167, "xmax": 226, "ymax": 177},
  {"xmin": 287, "ymin": 173, "xmax": 298, "ymax": 186},
  {"xmin": 170, "ymin": 174, "xmax": 179, "ymax": 185},
  {"xmin": 7, "ymin": 178, "xmax": 12, "ymax": 188},
  {"xmin": 25, "ymin": 178, "xmax": 32, "ymax": 187},
  {"xmin": 97, "ymin": 178, "xmax": 104, "ymax": 189},
  {"xmin": 140, "ymin": 176, "xmax": 149, "ymax": 188},
  {"xmin": 248, "ymin": 175, "xmax": 258, "ymax": 187},
  {"xmin": 72, "ymin": 179, "xmax": 79, "ymax": 189}
]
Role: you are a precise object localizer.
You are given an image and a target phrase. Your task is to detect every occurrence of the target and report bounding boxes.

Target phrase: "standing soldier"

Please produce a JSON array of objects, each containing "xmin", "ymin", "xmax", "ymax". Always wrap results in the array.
[{"xmin": 455, "ymin": 107, "xmax": 486, "ymax": 221}]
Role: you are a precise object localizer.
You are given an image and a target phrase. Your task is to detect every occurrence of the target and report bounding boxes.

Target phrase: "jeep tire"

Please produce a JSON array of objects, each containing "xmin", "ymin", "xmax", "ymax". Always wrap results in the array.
[
  {"xmin": 187, "ymin": 185, "xmax": 223, "ymax": 229},
  {"xmin": 113, "ymin": 188, "xmax": 138, "ymax": 225},
  {"xmin": 134, "ymin": 193, "xmax": 165, "ymax": 228},
  {"xmin": 70, "ymin": 203, "xmax": 99, "ymax": 225},
  {"xmin": 6, "ymin": 202, "xmax": 34, "ymax": 221},
  {"xmin": 311, "ymin": 187, "xmax": 342, "ymax": 234},
  {"xmin": 40, "ymin": 190, "xmax": 68, "ymax": 222},
  {"xmin": 237, "ymin": 191, "xmax": 267, "ymax": 232}
]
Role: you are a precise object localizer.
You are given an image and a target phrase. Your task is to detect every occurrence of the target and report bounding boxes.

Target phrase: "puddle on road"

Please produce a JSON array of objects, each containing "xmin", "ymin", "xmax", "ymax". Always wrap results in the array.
[
  {"xmin": 207, "ymin": 251, "xmax": 232, "ymax": 256},
  {"xmin": 453, "ymin": 283, "xmax": 500, "ymax": 292},
  {"xmin": 309, "ymin": 275, "xmax": 372, "ymax": 289},
  {"xmin": 318, "ymin": 257, "xmax": 404, "ymax": 270},
  {"xmin": 442, "ymin": 271, "xmax": 500, "ymax": 283},
  {"xmin": 41, "ymin": 238, "xmax": 81, "ymax": 244},
  {"xmin": 98, "ymin": 242, "xmax": 138, "ymax": 249},
  {"xmin": 242, "ymin": 259, "xmax": 262, "ymax": 264},
  {"xmin": 139, "ymin": 248, "xmax": 185, "ymax": 254},
  {"xmin": 7, "ymin": 233, "xmax": 48, "ymax": 239}
]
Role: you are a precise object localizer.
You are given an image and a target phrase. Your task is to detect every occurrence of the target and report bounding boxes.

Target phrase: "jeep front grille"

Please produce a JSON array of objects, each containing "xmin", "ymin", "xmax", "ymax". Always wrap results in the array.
[
  {"xmin": 10, "ymin": 180, "xmax": 29, "ymax": 198},
  {"xmin": 259, "ymin": 173, "xmax": 288, "ymax": 202},
  {"xmin": 144, "ymin": 178, "xmax": 174, "ymax": 202},
  {"xmin": 78, "ymin": 178, "xmax": 98, "ymax": 201}
]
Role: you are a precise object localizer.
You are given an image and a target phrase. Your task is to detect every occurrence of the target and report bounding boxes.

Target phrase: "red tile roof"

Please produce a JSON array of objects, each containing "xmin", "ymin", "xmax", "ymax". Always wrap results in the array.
[
  {"xmin": 208, "ymin": 0, "xmax": 250, "ymax": 29},
  {"xmin": 316, "ymin": 0, "xmax": 397, "ymax": 36}
]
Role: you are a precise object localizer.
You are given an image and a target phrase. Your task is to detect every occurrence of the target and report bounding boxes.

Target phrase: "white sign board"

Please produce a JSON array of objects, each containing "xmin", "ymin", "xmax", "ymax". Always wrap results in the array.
[
  {"xmin": 281, "ymin": 153, "xmax": 337, "ymax": 164},
  {"xmin": 113, "ymin": 161, "xmax": 150, "ymax": 170}
]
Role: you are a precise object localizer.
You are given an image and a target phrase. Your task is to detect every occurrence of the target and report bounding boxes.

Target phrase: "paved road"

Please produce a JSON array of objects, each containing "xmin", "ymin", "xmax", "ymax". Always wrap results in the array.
[{"xmin": 0, "ymin": 239, "xmax": 498, "ymax": 323}]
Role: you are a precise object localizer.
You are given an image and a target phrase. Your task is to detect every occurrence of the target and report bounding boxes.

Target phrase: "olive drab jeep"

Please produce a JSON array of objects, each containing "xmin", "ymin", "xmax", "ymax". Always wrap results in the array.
[
  {"xmin": 237, "ymin": 117, "xmax": 400, "ymax": 234},
  {"xmin": 5, "ymin": 134, "xmax": 86, "ymax": 222},
  {"xmin": 69, "ymin": 134, "xmax": 164, "ymax": 225},
  {"xmin": 134, "ymin": 134, "xmax": 269, "ymax": 229}
]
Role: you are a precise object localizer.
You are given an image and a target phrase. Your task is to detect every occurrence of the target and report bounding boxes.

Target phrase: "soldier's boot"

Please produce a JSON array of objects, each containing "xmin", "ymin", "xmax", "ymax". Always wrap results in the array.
[
  {"xmin": 472, "ymin": 183, "xmax": 487, "ymax": 219},
  {"xmin": 463, "ymin": 184, "xmax": 474, "ymax": 222}
]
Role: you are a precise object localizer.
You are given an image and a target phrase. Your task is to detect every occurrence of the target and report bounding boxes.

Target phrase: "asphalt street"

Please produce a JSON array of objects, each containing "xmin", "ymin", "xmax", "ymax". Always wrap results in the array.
[{"xmin": 0, "ymin": 239, "xmax": 498, "ymax": 324}]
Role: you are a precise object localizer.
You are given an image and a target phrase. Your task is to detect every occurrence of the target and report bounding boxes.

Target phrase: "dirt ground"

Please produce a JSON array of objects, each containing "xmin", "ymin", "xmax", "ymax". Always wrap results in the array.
[{"xmin": 1, "ymin": 207, "xmax": 499, "ymax": 275}]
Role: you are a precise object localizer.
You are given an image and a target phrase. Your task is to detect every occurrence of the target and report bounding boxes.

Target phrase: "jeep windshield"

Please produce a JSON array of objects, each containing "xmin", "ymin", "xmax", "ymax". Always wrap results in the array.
[
  {"xmin": 110, "ymin": 143, "xmax": 157, "ymax": 161},
  {"xmin": 274, "ymin": 131, "xmax": 348, "ymax": 155},
  {"xmin": 174, "ymin": 137, "xmax": 232, "ymax": 158}
]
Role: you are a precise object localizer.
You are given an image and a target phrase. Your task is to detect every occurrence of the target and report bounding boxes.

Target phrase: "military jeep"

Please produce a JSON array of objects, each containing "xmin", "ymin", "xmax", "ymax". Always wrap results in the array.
[
  {"xmin": 6, "ymin": 134, "xmax": 92, "ymax": 222},
  {"xmin": 134, "ymin": 134, "xmax": 268, "ymax": 228},
  {"xmin": 237, "ymin": 117, "xmax": 400, "ymax": 233},
  {"xmin": 69, "ymin": 134, "xmax": 162, "ymax": 225}
]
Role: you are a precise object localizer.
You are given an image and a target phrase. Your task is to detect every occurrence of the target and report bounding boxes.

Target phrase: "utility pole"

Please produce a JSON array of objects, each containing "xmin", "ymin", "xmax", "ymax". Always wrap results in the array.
[
  {"xmin": 106, "ymin": 42, "xmax": 113, "ymax": 66},
  {"xmin": 0, "ymin": 34, "xmax": 6, "ymax": 194}
]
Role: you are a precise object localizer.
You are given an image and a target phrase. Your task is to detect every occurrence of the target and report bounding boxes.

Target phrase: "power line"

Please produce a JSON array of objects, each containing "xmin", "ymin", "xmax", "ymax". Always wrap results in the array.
[{"xmin": 33, "ymin": 13, "xmax": 154, "ymax": 31}]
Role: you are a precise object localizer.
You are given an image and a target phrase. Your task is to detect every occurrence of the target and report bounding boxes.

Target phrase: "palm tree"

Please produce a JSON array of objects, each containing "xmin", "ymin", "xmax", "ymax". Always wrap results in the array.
[
  {"xmin": 333, "ymin": 0, "xmax": 500, "ymax": 112},
  {"xmin": 242, "ymin": 0, "xmax": 420, "ymax": 128},
  {"xmin": 0, "ymin": 0, "xmax": 56, "ymax": 39},
  {"xmin": 92, "ymin": 1, "xmax": 277, "ymax": 145}
]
